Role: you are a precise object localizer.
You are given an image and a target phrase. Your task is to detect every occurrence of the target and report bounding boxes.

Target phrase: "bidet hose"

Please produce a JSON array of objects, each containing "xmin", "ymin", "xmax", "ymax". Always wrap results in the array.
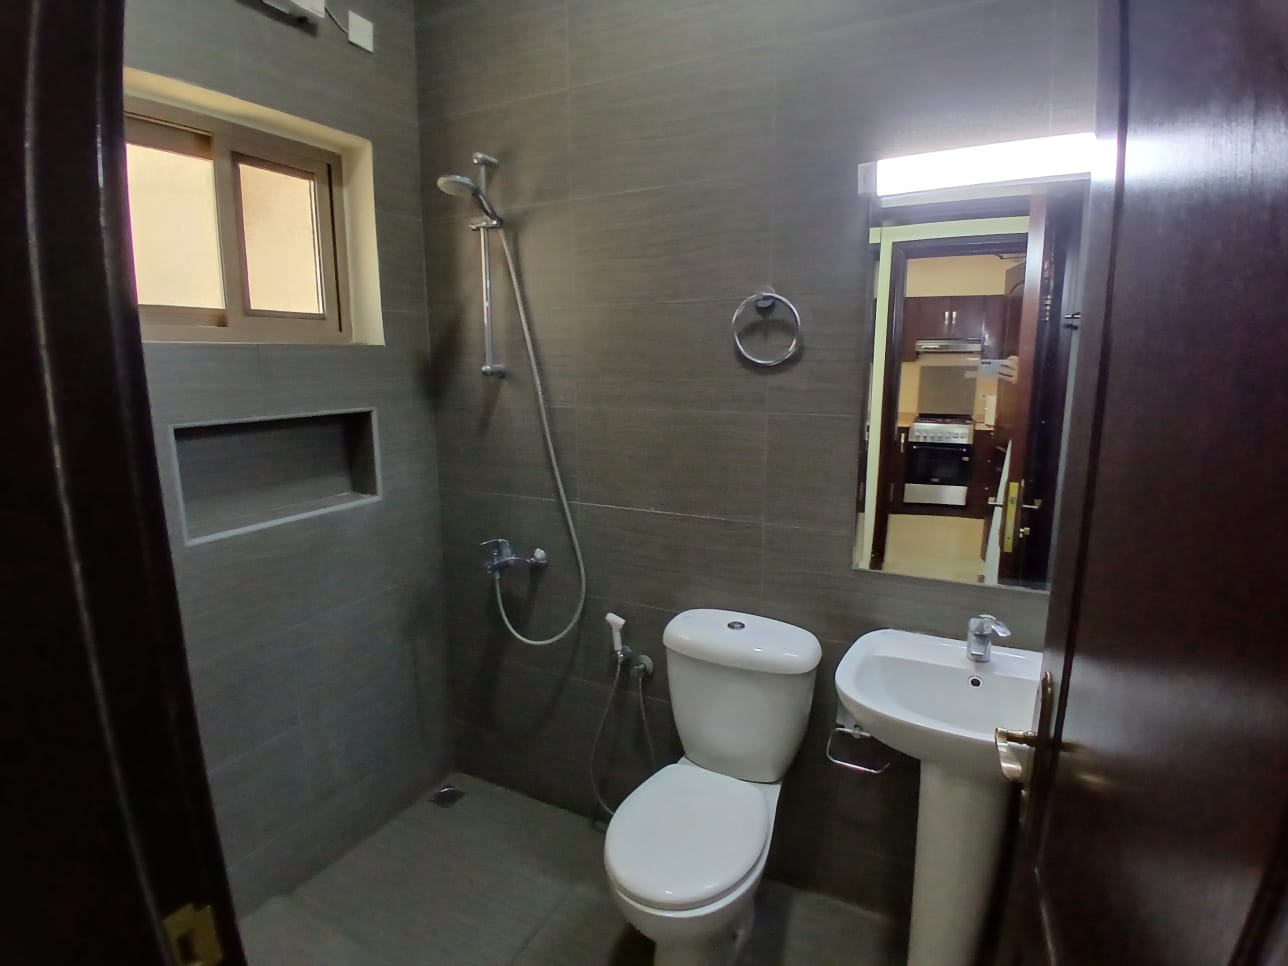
[
  {"xmin": 590, "ymin": 661, "xmax": 624, "ymax": 819},
  {"xmin": 491, "ymin": 229, "xmax": 586, "ymax": 646},
  {"xmin": 637, "ymin": 670, "xmax": 657, "ymax": 774},
  {"xmin": 589, "ymin": 660, "xmax": 659, "ymax": 819}
]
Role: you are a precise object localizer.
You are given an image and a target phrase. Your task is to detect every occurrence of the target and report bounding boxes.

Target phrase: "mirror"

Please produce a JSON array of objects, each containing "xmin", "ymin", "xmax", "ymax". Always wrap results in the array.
[{"xmin": 853, "ymin": 145, "xmax": 1095, "ymax": 591}]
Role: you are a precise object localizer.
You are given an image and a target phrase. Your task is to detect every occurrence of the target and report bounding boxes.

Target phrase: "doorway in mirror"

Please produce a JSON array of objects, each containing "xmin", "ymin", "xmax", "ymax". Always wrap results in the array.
[{"xmin": 855, "ymin": 184, "xmax": 1087, "ymax": 591}]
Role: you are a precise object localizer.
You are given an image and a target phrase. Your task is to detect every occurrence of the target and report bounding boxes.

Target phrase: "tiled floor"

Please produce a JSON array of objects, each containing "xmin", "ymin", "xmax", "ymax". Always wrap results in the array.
[
  {"xmin": 240, "ymin": 773, "xmax": 906, "ymax": 966},
  {"xmin": 882, "ymin": 514, "xmax": 986, "ymax": 584}
]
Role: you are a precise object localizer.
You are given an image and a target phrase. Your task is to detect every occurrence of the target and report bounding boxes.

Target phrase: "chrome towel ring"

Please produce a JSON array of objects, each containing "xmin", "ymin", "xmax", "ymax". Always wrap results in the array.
[{"xmin": 731, "ymin": 290, "xmax": 802, "ymax": 367}]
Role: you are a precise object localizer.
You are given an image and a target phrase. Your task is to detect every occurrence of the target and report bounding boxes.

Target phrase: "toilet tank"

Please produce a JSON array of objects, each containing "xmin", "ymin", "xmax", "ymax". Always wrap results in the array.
[{"xmin": 663, "ymin": 609, "xmax": 821, "ymax": 783}]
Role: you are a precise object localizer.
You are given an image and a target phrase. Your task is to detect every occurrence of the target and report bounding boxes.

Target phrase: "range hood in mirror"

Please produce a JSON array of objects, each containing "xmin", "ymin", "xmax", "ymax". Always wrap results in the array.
[{"xmin": 915, "ymin": 338, "xmax": 984, "ymax": 355}]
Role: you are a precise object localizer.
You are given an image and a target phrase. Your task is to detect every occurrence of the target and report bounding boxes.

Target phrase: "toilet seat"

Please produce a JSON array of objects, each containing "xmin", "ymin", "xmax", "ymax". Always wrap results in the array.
[{"xmin": 605, "ymin": 764, "xmax": 770, "ymax": 912}]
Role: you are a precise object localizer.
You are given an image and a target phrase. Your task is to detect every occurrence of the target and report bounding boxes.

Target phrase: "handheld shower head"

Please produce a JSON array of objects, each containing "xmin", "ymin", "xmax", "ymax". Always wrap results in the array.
[
  {"xmin": 436, "ymin": 173, "xmax": 478, "ymax": 198},
  {"xmin": 436, "ymin": 172, "xmax": 503, "ymax": 226}
]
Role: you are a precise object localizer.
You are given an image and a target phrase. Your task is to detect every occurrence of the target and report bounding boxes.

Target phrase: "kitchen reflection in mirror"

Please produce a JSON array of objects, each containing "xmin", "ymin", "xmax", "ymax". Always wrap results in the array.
[{"xmin": 854, "ymin": 138, "xmax": 1097, "ymax": 590}]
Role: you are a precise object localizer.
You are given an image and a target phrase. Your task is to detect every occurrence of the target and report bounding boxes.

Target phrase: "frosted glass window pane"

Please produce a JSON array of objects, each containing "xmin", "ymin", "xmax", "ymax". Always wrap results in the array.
[
  {"xmin": 238, "ymin": 161, "xmax": 323, "ymax": 315},
  {"xmin": 125, "ymin": 144, "xmax": 224, "ymax": 309}
]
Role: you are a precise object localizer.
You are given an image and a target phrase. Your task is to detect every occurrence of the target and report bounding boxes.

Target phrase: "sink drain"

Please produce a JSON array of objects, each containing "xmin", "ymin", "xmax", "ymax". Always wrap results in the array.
[{"xmin": 969, "ymin": 676, "xmax": 982, "ymax": 688}]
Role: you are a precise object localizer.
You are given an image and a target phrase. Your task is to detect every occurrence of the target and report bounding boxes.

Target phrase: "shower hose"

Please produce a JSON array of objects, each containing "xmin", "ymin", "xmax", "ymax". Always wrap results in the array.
[
  {"xmin": 493, "ymin": 231, "xmax": 654, "ymax": 818},
  {"xmin": 491, "ymin": 230, "xmax": 586, "ymax": 646}
]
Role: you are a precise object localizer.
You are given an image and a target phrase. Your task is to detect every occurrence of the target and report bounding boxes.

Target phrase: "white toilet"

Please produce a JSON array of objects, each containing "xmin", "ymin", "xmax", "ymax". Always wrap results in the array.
[{"xmin": 604, "ymin": 608, "xmax": 821, "ymax": 966}]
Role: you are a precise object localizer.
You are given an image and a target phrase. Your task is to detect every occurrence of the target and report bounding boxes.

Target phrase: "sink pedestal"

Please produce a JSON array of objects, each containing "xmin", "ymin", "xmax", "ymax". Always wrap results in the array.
[{"xmin": 908, "ymin": 763, "xmax": 1011, "ymax": 966}]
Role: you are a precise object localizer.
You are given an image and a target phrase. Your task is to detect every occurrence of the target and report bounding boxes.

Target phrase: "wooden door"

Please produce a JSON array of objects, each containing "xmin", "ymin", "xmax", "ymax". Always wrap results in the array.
[
  {"xmin": 1003, "ymin": 0, "xmax": 1288, "ymax": 962},
  {"xmin": 1, "ymin": 2, "xmax": 245, "ymax": 962},
  {"xmin": 980, "ymin": 295, "xmax": 1008, "ymax": 359},
  {"xmin": 991, "ymin": 197, "xmax": 1051, "ymax": 583}
]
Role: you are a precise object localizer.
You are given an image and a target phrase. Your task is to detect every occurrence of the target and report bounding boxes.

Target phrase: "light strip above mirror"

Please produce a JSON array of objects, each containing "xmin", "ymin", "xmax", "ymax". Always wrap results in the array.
[{"xmin": 875, "ymin": 132, "xmax": 1097, "ymax": 197}]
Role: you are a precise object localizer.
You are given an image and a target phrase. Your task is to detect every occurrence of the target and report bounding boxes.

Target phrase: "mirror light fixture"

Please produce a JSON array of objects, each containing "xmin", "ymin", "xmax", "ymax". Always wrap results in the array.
[{"xmin": 875, "ymin": 132, "xmax": 1098, "ymax": 197}]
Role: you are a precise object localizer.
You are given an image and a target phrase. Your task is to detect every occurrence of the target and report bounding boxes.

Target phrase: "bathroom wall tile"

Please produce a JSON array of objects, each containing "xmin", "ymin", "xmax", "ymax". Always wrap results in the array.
[
  {"xmin": 370, "ymin": 122, "xmax": 430, "ymax": 211},
  {"xmin": 417, "ymin": 0, "xmax": 568, "ymax": 118},
  {"xmin": 375, "ymin": 208, "xmax": 431, "ymax": 315},
  {"xmin": 308, "ymin": 666, "xmax": 429, "ymax": 794},
  {"xmin": 766, "ymin": 414, "xmax": 863, "ymax": 533},
  {"xmin": 569, "ymin": 178, "xmax": 772, "ymax": 303},
  {"xmin": 577, "ymin": 504, "xmax": 763, "ymax": 614},
  {"xmin": 172, "ymin": 522, "xmax": 319, "ymax": 666},
  {"xmin": 380, "ymin": 307, "xmax": 433, "ymax": 356},
  {"xmin": 452, "ymin": 653, "xmax": 607, "ymax": 766},
  {"xmin": 189, "ymin": 631, "xmax": 299, "ymax": 769},
  {"xmin": 577, "ymin": 407, "xmax": 767, "ymax": 522},
  {"xmin": 1051, "ymin": 0, "xmax": 1099, "ymax": 133},
  {"xmin": 569, "ymin": 51, "xmax": 773, "ymax": 196},
  {"xmin": 567, "ymin": 0, "xmax": 776, "ymax": 86},
  {"xmin": 207, "ymin": 727, "xmax": 320, "ymax": 861},
  {"xmin": 774, "ymin": 0, "xmax": 1056, "ymax": 168},
  {"xmin": 301, "ymin": 497, "xmax": 441, "ymax": 618},
  {"xmin": 255, "ymin": 344, "xmax": 406, "ymax": 416},
  {"xmin": 291, "ymin": 585, "xmax": 419, "ymax": 711},
  {"xmin": 573, "ymin": 300, "xmax": 765, "ymax": 413},
  {"xmin": 421, "ymin": 91, "xmax": 571, "ymax": 222},
  {"xmin": 143, "ymin": 344, "xmax": 262, "ymax": 425},
  {"xmin": 774, "ymin": 0, "xmax": 986, "ymax": 38},
  {"xmin": 762, "ymin": 289, "xmax": 870, "ymax": 417},
  {"xmin": 761, "ymin": 525, "xmax": 1049, "ymax": 647},
  {"xmin": 435, "ymin": 401, "xmax": 579, "ymax": 501},
  {"xmin": 770, "ymin": 159, "xmax": 874, "ymax": 295}
]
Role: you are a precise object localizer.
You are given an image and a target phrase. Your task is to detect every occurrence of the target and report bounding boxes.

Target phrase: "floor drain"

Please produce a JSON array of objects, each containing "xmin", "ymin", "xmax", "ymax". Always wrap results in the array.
[{"xmin": 430, "ymin": 785, "xmax": 465, "ymax": 807}]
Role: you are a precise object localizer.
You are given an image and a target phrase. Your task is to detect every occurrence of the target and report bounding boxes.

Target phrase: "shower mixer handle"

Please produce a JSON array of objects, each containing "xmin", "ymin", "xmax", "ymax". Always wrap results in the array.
[{"xmin": 481, "ymin": 538, "xmax": 549, "ymax": 575}]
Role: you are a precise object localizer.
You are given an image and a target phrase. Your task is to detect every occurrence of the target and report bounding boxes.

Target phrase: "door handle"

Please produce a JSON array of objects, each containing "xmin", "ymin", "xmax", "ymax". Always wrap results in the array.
[
  {"xmin": 995, "ymin": 728, "xmax": 1039, "ymax": 782},
  {"xmin": 996, "ymin": 672, "xmax": 1055, "ymax": 785},
  {"xmin": 951, "ymin": 309, "xmax": 958, "ymax": 328}
]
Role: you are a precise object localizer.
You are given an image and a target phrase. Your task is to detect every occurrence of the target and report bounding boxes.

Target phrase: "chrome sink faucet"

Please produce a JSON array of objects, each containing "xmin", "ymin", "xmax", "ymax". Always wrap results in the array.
[{"xmin": 966, "ymin": 614, "xmax": 1011, "ymax": 663}]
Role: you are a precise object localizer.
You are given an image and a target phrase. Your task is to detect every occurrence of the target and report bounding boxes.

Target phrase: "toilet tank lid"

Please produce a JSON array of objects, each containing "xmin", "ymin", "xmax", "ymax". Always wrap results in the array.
[{"xmin": 663, "ymin": 609, "xmax": 821, "ymax": 674}]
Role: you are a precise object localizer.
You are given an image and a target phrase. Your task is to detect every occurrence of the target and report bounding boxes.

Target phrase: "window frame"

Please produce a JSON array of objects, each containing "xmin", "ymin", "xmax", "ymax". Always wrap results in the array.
[{"xmin": 124, "ymin": 97, "xmax": 351, "ymax": 344}]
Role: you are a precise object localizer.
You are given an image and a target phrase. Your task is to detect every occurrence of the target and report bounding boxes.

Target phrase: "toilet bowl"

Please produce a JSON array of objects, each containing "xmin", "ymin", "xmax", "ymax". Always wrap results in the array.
[
  {"xmin": 606, "ymin": 760, "xmax": 781, "ymax": 966},
  {"xmin": 603, "ymin": 609, "xmax": 820, "ymax": 966}
]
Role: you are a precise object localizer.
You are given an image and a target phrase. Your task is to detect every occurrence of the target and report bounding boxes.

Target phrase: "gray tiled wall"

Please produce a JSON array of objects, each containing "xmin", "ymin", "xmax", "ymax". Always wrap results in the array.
[
  {"xmin": 125, "ymin": 0, "xmax": 449, "ymax": 914},
  {"xmin": 418, "ymin": 0, "xmax": 1095, "ymax": 920}
]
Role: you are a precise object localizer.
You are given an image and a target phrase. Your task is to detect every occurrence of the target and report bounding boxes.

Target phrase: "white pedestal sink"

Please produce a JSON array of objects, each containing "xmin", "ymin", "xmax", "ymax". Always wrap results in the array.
[{"xmin": 835, "ymin": 629, "xmax": 1041, "ymax": 966}]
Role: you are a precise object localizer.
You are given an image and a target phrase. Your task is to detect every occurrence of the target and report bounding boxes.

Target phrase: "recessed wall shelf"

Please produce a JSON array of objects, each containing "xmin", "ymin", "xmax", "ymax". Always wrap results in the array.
[{"xmin": 172, "ymin": 409, "xmax": 380, "ymax": 545}]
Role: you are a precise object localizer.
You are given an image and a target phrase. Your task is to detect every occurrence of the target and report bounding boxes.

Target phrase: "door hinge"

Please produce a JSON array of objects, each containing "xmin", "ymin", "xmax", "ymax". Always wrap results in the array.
[{"xmin": 162, "ymin": 903, "xmax": 223, "ymax": 966}]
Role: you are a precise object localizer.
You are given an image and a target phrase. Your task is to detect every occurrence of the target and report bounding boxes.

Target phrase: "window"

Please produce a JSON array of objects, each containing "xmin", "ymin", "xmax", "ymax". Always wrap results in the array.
[{"xmin": 124, "ymin": 99, "xmax": 349, "ymax": 342}]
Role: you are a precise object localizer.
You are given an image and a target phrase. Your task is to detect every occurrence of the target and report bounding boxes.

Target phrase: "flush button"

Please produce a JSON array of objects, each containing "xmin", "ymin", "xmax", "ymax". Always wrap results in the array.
[{"xmin": 727, "ymin": 620, "xmax": 745, "ymax": 630}]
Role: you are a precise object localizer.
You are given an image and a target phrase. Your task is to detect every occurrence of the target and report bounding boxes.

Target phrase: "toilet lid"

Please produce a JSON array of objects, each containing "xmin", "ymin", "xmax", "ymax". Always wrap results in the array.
[{"xmin": 605, "ymin": 764, "xmax": 769, "ymax": 911}]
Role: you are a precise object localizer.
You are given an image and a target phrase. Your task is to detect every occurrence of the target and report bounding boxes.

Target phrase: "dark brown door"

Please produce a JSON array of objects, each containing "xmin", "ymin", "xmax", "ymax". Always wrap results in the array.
[
  {"xmin": 1, "ymin": 2, "xmax": 244, "ymax": 962},
  {"xmin": 1004, "ymin": 1, "xmax": 1288, "ymax": 962},
  {"xmin": 991, "ymin": 197, "xmax": 1051, "ymax": 583},
  {"xmin": 980, "ymin": 295, "xmax": 1008, "ymax": 359}
]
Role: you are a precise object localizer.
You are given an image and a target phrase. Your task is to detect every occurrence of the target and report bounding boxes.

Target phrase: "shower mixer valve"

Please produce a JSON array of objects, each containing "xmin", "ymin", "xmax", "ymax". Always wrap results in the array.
[{"xmin": 480, "ymin": 538, "xmax": 548, "ymax": 576}]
